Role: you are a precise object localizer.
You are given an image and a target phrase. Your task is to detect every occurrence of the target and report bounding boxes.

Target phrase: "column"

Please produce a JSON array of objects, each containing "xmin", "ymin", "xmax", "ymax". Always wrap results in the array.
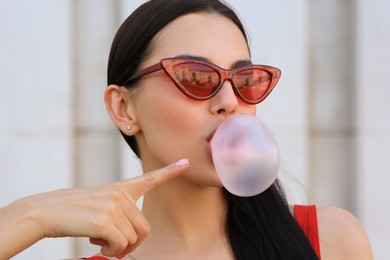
[
  {"xmin": 308, "ymin": 0, "xmax": 357, "ymax": 211},
  {"xmin": 355, "ymin": 0, "xmax": 390, "ymax": 258}
]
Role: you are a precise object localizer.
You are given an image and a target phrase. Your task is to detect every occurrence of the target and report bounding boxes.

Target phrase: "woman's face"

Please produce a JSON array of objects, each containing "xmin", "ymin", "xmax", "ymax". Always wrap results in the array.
[{"xmin": 133, "ymin": 12, "xmax": 256, "ymax": 186}]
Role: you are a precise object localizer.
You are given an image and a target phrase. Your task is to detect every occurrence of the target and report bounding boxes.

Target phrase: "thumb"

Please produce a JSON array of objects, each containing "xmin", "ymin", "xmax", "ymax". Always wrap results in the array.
[{"xmin": 120, "ymin": 158, "xmax": 189, "ymax": 201}]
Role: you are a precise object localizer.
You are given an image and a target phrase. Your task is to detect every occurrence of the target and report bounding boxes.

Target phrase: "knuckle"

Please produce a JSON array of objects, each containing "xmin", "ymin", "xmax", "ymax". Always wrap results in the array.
[
  {"xmin": 107, "ymin": 186, "xmax": 133, "ymax": 204},
  {"xmin": 108, "ymin": 188, "xmax": 125, "ymax": 201},
  {"xmin": 143, "ymin": 171, "xmax": 156, "ymax": 182},
  {"xmin": 104, "ymin": 200, "xmax": 119, "ymax": 215},
  {"xmin": 116, "ymin": 238, "xmax": 129, "ymax": 251},
  {"xmin": 91, "ymin": 214, "xmax": 111, "ymax": 229},
  {"xmin": 139, "ymin": 223, "xmax": 151, "ymax": 237},
  {"xmin": 142, "ymin": 172, "xmax": 158, "ymax": 191},
  {"xmin": 128, "ymin": 234, "xmax": 138, "ymax": 245},
  {"xmin": 106, "ymin": 237, "xmax": 128, "ymax": 256},
  {"xmin": 102, "ymin": 190, "xmax": 127, "ymax": 213}
]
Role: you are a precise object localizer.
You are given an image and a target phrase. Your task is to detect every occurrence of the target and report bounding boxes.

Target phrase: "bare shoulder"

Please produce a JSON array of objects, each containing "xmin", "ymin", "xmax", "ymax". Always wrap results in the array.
[{"xmin": 316, "ymin": 207, "xmax": 373, "ymax": 260}]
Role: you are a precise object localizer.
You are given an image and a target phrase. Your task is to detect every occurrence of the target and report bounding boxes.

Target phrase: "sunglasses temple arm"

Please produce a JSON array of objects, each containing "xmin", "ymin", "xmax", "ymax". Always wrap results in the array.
[{"xmin": 123, "ymin": 63, "xmax": 163, "ymax": 86}]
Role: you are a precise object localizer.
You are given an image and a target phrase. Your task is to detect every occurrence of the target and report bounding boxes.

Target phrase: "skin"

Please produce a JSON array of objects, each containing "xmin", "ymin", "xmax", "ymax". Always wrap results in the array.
[
  {"xmin": 104, "ymin": 12, "xmax": 255, "ymax": 260},
  {"xmin": 0, "ymin": 160, "xmax": 189, "ymax": 259},
  {"xmin": 105, "ymin": 12, "xmax": 373, "ymax": 260},
  {"xmin": 0, "ymin": 12, "xmax": 373, "ymax": 260}
]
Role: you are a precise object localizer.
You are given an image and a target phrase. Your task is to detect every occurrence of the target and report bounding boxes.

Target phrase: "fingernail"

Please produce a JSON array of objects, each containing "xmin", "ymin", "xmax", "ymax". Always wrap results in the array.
[{"xmin": 176, "ymin": 158, "xmax": 189, "ymax": 168}]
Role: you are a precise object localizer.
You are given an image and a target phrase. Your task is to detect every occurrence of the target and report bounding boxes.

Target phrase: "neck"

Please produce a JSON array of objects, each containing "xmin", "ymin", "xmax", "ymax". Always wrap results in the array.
[{"xmin": 138, "ymin": 177, "xmax": 231, "ymax": 257}]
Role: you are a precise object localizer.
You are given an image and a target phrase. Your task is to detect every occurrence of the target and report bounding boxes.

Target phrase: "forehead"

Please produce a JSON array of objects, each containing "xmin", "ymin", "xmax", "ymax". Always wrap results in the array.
[{"xmin": 145, "ymin": 12, "xmax": 250, "ymax": 68}]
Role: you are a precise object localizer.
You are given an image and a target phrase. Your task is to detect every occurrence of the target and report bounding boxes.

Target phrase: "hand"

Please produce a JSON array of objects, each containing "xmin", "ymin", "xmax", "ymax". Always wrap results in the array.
[{"xmin": 0, "ymin": 159, "xmax": 189, "ymax": 259}]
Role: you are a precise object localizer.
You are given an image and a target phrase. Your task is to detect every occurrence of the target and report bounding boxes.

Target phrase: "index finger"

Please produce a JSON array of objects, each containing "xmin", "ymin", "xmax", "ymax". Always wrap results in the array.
[{"xmin": 121, "ymin": 159, "xmax": 189, "ymax": 200}]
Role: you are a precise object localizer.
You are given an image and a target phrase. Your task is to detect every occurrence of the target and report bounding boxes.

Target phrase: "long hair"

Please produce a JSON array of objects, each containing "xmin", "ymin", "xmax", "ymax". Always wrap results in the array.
[{"xmin": 107, "ymin": 0, "xmax": 318, "ymax": 259}]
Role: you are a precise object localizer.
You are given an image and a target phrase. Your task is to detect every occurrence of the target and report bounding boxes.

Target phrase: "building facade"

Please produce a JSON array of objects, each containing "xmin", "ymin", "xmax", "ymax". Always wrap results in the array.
[{"xmin": 1, "ymin": 0, "xmax": 389, "ymax": 259}]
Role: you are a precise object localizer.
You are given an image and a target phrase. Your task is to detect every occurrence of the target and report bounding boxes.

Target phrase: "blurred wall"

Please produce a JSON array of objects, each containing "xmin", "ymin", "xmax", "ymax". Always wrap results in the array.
[{"xmin": 0, "ymin": 0, "xmax": 389, "ymax": 259}]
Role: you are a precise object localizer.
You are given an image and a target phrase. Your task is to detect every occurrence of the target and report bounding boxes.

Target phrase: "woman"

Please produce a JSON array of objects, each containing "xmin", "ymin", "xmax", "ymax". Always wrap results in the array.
[{"xmin": 0, "ymin": 0, "xmax": 373, "ymax": 259}]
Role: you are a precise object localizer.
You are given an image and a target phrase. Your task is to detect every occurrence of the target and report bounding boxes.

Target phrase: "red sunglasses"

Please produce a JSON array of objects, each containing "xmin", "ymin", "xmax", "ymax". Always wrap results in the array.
[{"xmin": 123, "ymin": 58, "xmax": 281, "ymax": 104}]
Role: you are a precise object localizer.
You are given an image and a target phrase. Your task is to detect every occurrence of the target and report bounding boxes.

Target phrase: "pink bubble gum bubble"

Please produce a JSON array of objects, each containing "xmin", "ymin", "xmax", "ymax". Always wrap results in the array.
[{"xmin": 210, "ymin": 114, "xmax": 280, "ymax": 197}]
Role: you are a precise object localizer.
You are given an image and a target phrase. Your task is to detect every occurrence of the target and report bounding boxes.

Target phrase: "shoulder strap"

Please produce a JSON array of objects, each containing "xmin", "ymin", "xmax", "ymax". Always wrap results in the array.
[{"xmin": 294, "ymin": 205, "xmax": 321, "ymax": 259}]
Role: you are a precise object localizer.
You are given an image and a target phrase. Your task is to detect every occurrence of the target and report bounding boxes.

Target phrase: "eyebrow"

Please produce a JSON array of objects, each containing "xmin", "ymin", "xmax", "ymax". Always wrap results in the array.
[{"xmin": 173, "ymin": 54, "xmax": 253, "ymax": 69}]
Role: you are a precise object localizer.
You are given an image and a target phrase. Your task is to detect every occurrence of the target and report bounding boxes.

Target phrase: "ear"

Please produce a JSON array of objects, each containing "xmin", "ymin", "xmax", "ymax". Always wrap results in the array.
[{"xmin": 104, "ymin": 85, "xmax": 140, "ymax": 136}]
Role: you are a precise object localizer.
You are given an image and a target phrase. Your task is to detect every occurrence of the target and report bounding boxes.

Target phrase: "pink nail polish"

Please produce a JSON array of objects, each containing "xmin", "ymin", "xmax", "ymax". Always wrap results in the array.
[{"xmin": 176, "ymin": 159, "xmax": 189, "ymax": 167}]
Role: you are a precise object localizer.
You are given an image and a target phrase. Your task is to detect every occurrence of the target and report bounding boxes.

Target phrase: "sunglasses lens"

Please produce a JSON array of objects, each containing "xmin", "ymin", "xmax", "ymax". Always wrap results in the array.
[
  {"xmin": 235, "ymin": 68, "xmax": 272, "ymax": 102},
  {"xmin": 174, "ymin": 63, "xmax": 220, "ymax": 98}
]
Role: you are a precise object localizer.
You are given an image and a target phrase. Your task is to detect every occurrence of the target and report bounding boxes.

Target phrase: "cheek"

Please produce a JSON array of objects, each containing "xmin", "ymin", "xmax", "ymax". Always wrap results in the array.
[{"xmin": 135, "ymin": 81, "xmax": 200, "ymax": 161}]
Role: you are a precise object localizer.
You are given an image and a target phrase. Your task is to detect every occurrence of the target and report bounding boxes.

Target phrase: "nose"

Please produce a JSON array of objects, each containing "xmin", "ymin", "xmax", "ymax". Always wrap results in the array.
[{"xmin": 209, "ymin": 80, "xmax": 238, "ymax": 116}]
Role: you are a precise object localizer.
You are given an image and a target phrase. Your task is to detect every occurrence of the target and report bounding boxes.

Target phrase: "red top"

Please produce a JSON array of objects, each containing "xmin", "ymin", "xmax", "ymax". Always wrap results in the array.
[
  {"xmin": 294, "ymin": 205, "xmax": 321, "ymax": 259},
  {"xmin": 84, "ymin": 205, "xmax": 321, "ymax": 260}
]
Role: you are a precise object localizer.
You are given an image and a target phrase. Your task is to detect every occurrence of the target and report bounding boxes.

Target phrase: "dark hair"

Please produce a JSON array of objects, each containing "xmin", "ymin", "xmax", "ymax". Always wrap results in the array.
[
  {"xmin": 107, "ymin": 0, "xmax": 318, "ymax": 259},
  {"xmin": 107, "ymin": 0, "xmax": 249, "ymax": 155}
]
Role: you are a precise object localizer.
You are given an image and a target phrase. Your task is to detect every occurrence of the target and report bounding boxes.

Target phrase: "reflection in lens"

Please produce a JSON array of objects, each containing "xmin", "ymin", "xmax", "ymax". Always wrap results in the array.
[
  {"xmin": 235, "ymin": 69, "xmax": 271, "ymax": 101},
  {"xmin": 174, "ymin": 63, "xmax": 219, "ymax": 98}
]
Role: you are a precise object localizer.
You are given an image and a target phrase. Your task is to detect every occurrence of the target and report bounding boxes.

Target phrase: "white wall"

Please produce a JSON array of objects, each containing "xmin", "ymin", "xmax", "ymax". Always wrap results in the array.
[
  {"xmin": 0, "ymin": 0, "xmax": 388, "ymax": 259},
  {"xmin": 355, "ymin": 0, "xmax": 390, "ymax": 258},
  {"xmin": 0, "ymin": 1, "xmax": 74, "ymax": 258}
]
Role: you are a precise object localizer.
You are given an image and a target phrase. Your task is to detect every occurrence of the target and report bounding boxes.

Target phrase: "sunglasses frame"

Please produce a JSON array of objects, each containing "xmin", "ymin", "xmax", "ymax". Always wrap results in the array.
[{"xmin": 123, "ymin": 58, "xmax": 281, "ymax": 105}]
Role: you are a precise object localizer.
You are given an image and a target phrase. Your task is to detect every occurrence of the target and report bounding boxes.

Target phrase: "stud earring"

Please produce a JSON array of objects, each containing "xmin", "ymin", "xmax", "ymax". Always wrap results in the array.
[{"xmin": 125, "ymin": 125, "xmax": 132, "ymax": 131}]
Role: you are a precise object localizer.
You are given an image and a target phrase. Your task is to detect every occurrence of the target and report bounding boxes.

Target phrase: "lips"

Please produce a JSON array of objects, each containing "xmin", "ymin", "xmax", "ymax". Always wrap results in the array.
[
  {"xmin": 207, "ymin": 122, "xmax": 221, "ymax": 143},
  {"xmin": 206, "ymin": 128, "xmax": 217, "ymax": 142},
  {"xmin": 206, "ymin": 123, "xmax": 221, "ymax": 156}
]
